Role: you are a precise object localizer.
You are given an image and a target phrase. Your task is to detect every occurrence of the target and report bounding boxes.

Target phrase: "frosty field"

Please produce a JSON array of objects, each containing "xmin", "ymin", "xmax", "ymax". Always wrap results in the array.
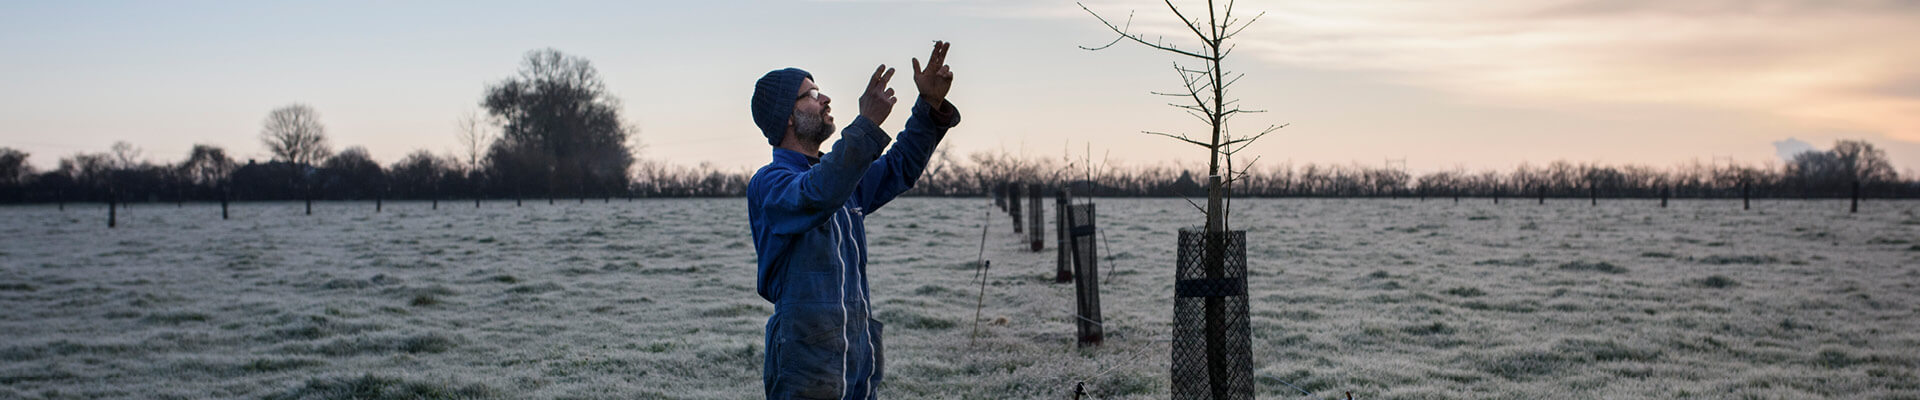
[{"xmin": 2, "ymin": 198, "xmax": 1918, "ymax": 399}]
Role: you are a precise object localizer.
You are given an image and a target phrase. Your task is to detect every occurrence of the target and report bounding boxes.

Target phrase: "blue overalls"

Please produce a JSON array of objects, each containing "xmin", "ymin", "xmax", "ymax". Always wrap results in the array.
[{"xmin": 748, "ymin": 99, "xmax": 957, "ymax": 399}]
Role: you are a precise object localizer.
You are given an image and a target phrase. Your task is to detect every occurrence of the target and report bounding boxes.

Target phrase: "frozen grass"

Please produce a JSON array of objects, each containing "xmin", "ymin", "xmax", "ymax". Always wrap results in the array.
[{"xmin": 1, "ymin": 198, "xmax": 1917, "ymax": 399}]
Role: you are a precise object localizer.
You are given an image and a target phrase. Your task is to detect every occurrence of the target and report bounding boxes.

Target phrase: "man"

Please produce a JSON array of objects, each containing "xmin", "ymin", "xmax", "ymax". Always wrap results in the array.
[{"xmin": 746, "ymin": 41, "xmax": 958, "ymax": 399}]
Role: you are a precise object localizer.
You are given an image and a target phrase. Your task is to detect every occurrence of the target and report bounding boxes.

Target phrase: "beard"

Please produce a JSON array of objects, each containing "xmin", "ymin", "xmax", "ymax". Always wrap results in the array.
[{"xmin": 791, "ymin": 109, "xmax": 834, "ymax": 146}]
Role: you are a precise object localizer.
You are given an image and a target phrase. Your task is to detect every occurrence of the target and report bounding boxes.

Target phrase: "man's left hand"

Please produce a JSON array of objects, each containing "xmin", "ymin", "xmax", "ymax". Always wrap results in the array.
[{"xmin": 912, "ymin": 41, "xmax": 953, "ymax": 111}]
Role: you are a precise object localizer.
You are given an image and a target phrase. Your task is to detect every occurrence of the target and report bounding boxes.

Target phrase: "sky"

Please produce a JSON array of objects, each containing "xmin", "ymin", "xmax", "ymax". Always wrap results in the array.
[{"xmin": 4, "ymin": 0, "xmax": 1919, "ymax": 175}]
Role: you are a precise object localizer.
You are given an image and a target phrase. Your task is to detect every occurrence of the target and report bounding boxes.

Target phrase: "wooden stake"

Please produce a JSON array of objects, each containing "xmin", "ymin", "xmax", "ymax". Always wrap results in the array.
[
  {"xmin": 1851, "ymin": 180, "xmax": 1860, "ymax": 213},
  {"xmin": 1742, "ymin": 180, "xmax": 1750, "ymax": 210},
  {"xmin": 1056, "ymin": 188, "xmax": 1072, "ymax": 283}
]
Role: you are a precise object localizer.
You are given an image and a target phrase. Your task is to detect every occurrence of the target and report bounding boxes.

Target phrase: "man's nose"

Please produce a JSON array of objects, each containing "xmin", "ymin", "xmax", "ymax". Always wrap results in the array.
[{"xmin": 819, "ymin": 93, "xmax": 831, "ymax": 106}]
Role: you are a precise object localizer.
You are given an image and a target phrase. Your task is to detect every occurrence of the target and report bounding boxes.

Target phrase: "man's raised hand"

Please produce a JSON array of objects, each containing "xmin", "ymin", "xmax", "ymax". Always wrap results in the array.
[
  {"xmin": 860, "ymin": 64, "xmax": 898, "ymax": 126},
  {"xmin": 912, "ymin": 41, "xmax": 953, "ymax": 110}
]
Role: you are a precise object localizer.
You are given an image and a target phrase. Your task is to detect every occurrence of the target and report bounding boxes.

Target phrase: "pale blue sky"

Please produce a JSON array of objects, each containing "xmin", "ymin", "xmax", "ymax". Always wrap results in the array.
[{"xmin": 5, "ymin": 0, "xmax": 1919, "ymax": 174}]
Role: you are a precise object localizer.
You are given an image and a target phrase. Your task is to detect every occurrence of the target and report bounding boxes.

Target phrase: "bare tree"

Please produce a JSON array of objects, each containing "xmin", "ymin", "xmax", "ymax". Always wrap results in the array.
[
  {"xmin": 0, "ymin": 147, "xmax": 31, "ymax": 187},
  {"xmin": 1831, "ymin": 139, "xmax": 1897, "ymax": 184},
  {"xmin": 180, "ymin": 144, "xmax": 236, "ymax": 188},
  {"xmin": 261, "ymin": 104, "xmax": 333, "ymax": 168},
  {"xmin": 1083, "ymin": 2, "xmax": 1282, "ymax": 398},
  {"xmin": 261, "ymin": 103, "xmax": 331, "ymax": 214},
  {"xmin": 109, "ymin": 141, "xmax": 144, "ymax": 170},
  {"xmin": 456, "ymin": 109, "xmax": 494, "ymax": 173},
  {"xmin": 1082, "ymin": 1, "xmax": 1284, "ymax": 232}
]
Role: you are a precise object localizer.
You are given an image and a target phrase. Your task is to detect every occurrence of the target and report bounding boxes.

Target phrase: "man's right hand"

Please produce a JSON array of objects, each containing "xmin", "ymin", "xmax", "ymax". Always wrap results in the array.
[{"xmin": 859, "ymin": 64, "xmax": 898, "ymax": 126}]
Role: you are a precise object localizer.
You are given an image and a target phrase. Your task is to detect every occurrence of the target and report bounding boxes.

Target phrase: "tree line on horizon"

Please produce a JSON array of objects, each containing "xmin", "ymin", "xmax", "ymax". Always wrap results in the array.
[
  {"xmin": 0, "ymin": 48, "xmax": 1911, "ymax": 204},
  {"xmin": 0, "ymin": 138, "xmax": 1910, "ymax": 203}
]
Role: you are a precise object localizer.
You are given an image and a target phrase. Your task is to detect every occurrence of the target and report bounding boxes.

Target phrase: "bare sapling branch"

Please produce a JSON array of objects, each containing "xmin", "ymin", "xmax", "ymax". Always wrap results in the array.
[{"xmin": 1079, "ymin": 3, "xmax": 1215, "ymax": 60}]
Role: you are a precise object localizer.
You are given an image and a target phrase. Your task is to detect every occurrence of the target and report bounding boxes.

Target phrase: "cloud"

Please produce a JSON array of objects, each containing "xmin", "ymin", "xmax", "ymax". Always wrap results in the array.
[
  {"xmin": 1773, "ymin": 137, "xmax": 1816, "ymax": 161},
  {"xmin": 1053, "ymin": 1, "xmax": 1920, "ymax": 141}
]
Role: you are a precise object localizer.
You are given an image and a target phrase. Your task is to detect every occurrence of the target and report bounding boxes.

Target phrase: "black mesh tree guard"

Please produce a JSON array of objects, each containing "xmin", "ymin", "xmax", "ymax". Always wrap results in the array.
[
  {"xmin": 1068, "ymin": 203, "xmax": 1102, "ymax": 347},
  {"xmin": 1173, "ymin": 228, "xmax": 1252, "ymax": 400},
  {"xmin": 1055, "ymin": 188, "xmax": 1073, "ymax": 283},
  {"xmin": 1008, "ymin": 183, "xmax": 1023, "ymax": 234},
  {"xmin": 1028, "ymin": 183, "xmax": 1045, "ymax": 252}
]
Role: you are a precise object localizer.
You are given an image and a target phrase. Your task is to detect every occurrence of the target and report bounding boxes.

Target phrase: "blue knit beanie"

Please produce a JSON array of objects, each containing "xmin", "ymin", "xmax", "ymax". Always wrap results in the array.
[{"xmin": 752, "ymin": 67, "xmax": 814, "ymax": 146}]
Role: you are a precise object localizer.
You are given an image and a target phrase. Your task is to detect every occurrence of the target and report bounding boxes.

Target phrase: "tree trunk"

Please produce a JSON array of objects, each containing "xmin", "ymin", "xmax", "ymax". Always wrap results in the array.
[
  {"xmin": 1202, "ymin": 175, "xmax": 1228, "ymax": 400},
  {"xmin": 108, "ymin": 193, "xmax": 117, "ymax": 228}
]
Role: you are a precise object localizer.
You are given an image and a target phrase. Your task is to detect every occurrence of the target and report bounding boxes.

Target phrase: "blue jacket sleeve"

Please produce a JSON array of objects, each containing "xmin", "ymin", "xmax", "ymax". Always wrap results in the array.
[
  {"xmin": 851, "ymin": 98, "xmax": 961, "ymax": 213},
  {"xmin": 753, "ymin": 116, "xmax": 893, "ymax": 235}
]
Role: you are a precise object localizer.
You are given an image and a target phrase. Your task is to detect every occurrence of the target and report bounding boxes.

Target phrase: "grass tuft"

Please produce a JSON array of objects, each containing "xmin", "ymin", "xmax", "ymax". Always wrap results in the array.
[
  {"xmin": 879, "ymin": 308, "xmax": 957, "ymax": 330},
  {"xmin": 1699, "ymin": 254, "xmax": 1779, "ymax": 265},
  {"xmin": 290, "ymin": 333, "xmax": 460, "ymax": 357},
  {"xmin": 700, "ymin": 303, "xmax": 766, "ymax": 318},
  {"xmin": 505, "ymin": 282, "xmax": 562, "ymax": 294},
  {"xmin": 1472, "ymin": 349, "xmax": 1567, "ymax": 380},
  {"xmin": 1555, "ymin": 338, "xmax": 1662, "ymax": 362},
  {"xmin": 1402, "ymin": 322, "xmax": 1455, "ymax": 336},
  {"xmin": 1474, "ymin": 256, "xmax": 1540, "ymax": 267},
  {"xmin": 262, "ymin": 373, "xmax": 498, "ymax": 400},
  {"xmin": 1443, "ymin": 287, "xmax": 1486, "ymax": 297},
  {"xmin": 1693, "ymin": 275, "xmax": 1740, "ymax": 289},
  {"xmin": 241, "ymin": 357, "xmax": 328, "ymax": 374},
  {"xmin": 142, "ymin": 311, "xmax": 212, "ymax": 324},
  {"xmin": 1558, "ymin": 260, "xmax": 1628, "ymax": 274}
]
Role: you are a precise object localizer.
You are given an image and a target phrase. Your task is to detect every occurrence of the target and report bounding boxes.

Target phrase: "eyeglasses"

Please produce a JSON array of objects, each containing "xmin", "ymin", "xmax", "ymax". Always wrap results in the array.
[{"xmin": 796, "ymin": 89, "xmax": 821, "ymax": 102}]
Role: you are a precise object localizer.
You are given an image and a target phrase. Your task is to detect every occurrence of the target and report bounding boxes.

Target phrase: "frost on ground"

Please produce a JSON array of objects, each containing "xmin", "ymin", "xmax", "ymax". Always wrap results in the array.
[{"xmin": 1, "ymin": 198, "xmax": 1917, "ymax": 399}]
